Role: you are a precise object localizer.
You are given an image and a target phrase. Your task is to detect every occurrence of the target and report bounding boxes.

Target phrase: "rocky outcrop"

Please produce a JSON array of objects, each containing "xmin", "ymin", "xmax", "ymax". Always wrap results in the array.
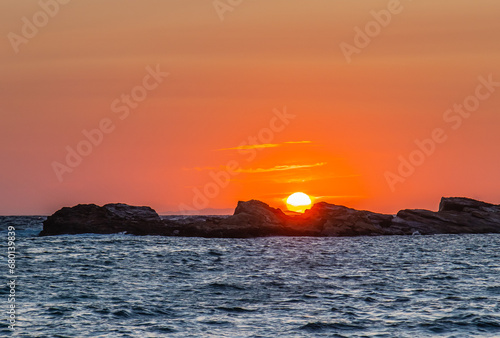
[
  {"xmin": 40, "ymin": 203, "xmax": 166, "ymax": 236},
  {"xmin": 298, "ymin": 202, "xmax": 395, "ymax": 236},
  {"xmin": 40, "ymin": 197, "xmax": 500, "ymax": 237},
  {"xmin": 395, "ymin": 197, "xmax": 500, "ymax": 235},
  {"xmin": 439, "ymin": 197, "xmax": 500, "ymax": 213},
  {"xmin": 162, "ymin": 200, "xmax": 315, "ymax": 237}
]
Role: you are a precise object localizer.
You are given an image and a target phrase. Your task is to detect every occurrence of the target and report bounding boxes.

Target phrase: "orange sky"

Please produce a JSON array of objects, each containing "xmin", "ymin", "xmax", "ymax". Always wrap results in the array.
[{"xmin": 1, "ymin": 0, "xmax": 499, "ymax": 215}]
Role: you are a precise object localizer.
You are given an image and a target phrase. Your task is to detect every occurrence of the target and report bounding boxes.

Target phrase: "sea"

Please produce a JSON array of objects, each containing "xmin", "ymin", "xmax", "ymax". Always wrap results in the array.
[{"xmin": 1, "ymin": 216, "xmax": 500, "ymax": 337}]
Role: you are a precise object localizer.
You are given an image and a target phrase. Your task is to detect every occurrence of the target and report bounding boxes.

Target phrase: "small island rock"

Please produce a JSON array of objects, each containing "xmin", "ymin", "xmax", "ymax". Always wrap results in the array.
[{"xmin": 40, "ymin": 203, "xmax": 165, "ymax": 236}]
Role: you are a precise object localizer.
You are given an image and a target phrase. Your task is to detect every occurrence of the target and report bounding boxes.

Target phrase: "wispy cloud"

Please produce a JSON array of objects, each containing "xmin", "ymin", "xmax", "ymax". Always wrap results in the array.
[
  {"xmin": 217, "ymin": 144, "xmax": 279, "ymax": 151},
  {"xmin": 235, "ymin": 162, "xmax": 327, "ymax": 173},
  {"xmin": 314, "ymin": 195, "xmax": 366, "ymax": 200},
  {"xmin": 183, "ymin": 162, "xmax": 326, "ymax": 173},
  {"xmin": 216, "ymin": 140, "xmax": 312, "ymax": 151},
  {"xmin": 283, "ymin": 141, "xmax": 312, "ymax": 145},
  {"xmin": 278, "ymin": 174, "xmax": 360, "ymax": 183}
]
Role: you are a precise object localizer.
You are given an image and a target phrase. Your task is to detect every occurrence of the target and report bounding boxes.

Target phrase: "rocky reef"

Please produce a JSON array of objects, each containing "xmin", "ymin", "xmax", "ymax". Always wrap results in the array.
[
  {"xmin": 40, "ymin": 203, "xmax": 165, "ymax": 236},
  {"xmin": 40, "ymin": 197, "xmax": 500, "ymax": 237}
]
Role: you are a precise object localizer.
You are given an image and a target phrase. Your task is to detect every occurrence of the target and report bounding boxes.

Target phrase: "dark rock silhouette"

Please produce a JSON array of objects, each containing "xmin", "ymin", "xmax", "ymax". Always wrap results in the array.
[
  {"xmin": 162, "ymin": 200, "xmax": 312, "ymax": 238},
  {"xmin": 40, "ymin": 197, "xmax": 500, "ymax": 237},
  {"xmin": 396, "ymin": 197, "xmax": 500, "ymax": 235},
  {"xmin": 298, "ymin": 202, "xmax": 395, "ymax": 236},
  {"xmin": 40, "ymin": 203, "xmax": 165, "ymax": 236}
]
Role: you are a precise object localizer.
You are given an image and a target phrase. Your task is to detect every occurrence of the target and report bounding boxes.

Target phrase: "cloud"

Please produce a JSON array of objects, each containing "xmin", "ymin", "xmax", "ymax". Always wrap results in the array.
[
  {"xmin": 216, "ymin": 140, "xmax": 312, "ymax": 151},
  {"xmin": 278, "ymin": 173, "xmax": 360, "ymax": 183},
  {"xmin": 183, "ymin": 162, "xmax": 326, "ymax": 173},
  {"xmin": 283, "ymin": 141, "xmax": 312, "ymax": 145},
  {"xmin": 235, "ymin": 162, "xmax": 326, "ymax": 173},
  {"xmin": 313, "ymin": 195, "xmax": 366, "ymax": 202},
  {"xmin": 217, "ymin": 144, "xmax": 279, "ymax": 151}
]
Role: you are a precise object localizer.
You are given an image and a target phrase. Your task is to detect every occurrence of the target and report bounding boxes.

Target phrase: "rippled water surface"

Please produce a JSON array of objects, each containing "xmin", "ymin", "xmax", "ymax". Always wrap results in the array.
[{"xmin": 2, "ymin": 217, "xmax": 500, "ymax": 337}]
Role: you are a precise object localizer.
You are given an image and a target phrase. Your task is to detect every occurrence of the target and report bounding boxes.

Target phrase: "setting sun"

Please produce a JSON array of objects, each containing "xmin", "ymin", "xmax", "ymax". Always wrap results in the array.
[{"xmin": 286, "ymin": 192, "xmax": 313, "ymax": 213}]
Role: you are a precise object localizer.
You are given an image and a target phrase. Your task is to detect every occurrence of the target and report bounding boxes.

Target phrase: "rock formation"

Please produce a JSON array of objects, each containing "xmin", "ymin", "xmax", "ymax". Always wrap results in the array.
[
  {"xmin": 40, "ymin": 203, "xmax": 165, "ymax": 236},
  {"xmin": 395, "ymin": 197, "xmax": 500, "ymax": 235},
  {"xmin": 40, "ymin": 197, "xmax": 500, "ymax": 237}
]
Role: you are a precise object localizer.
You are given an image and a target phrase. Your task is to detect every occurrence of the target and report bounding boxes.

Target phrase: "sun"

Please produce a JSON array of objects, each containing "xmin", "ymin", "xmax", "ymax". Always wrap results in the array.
[{"xmin": 286, "ymin": 192, "xmax": 313, "ymax": 213}]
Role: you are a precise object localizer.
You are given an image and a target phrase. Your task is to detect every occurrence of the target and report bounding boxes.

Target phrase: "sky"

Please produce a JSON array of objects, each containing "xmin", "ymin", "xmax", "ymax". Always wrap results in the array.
[{"xmin": 1, "ymin": 0, "xmax": 499, "ymax": 215}]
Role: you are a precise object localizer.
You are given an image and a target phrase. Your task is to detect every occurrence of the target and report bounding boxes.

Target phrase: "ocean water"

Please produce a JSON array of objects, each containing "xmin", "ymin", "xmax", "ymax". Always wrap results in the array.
[{"xmin": 1, "ymin": 217, "xmax": 500, "ymax": 337}]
